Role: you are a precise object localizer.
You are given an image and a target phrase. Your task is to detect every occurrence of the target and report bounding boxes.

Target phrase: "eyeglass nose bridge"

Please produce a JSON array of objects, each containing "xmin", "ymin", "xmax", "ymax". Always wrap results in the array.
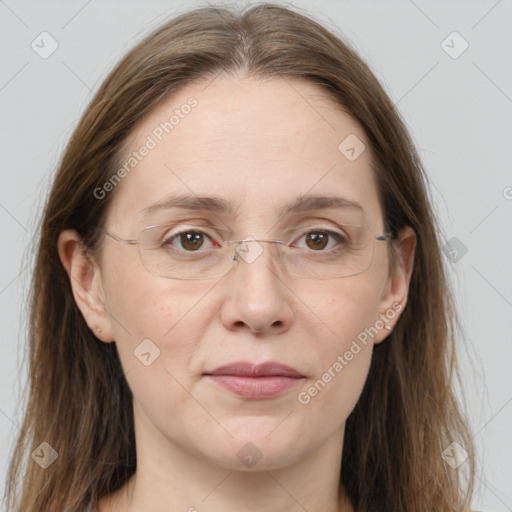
[{"xmin": 229, "ymin": 237, "xmax": 286, "ymax": 265}]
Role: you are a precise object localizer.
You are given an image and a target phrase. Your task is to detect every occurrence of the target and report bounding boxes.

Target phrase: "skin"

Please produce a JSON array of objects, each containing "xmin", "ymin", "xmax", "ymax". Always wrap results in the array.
[{"xmin": 58, "ymin": 75, "xmax": 416, "ymax": 512}]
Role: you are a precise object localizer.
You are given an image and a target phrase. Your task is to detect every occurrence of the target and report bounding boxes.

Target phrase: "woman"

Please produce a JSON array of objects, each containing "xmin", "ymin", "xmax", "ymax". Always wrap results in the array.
[{"xmin": 4, "ymin": 3, "xmax": 475, "ymax": 511}]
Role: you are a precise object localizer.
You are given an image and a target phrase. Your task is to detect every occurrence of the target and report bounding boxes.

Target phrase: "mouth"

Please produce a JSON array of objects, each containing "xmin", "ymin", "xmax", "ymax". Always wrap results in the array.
[{"xmin": 203, "ymin": 361, "xmax": 305, "ymax": 400}]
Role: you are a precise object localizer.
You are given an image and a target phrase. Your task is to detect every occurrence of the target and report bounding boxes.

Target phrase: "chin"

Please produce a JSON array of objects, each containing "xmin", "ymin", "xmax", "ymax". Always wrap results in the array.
[{"xmin": 194, "ymin": 426, "xmax": 308, "ymax": 472}]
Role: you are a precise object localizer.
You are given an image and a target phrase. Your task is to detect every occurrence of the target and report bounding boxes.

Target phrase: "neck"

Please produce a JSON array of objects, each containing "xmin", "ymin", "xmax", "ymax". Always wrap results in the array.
[{"xmin": 99, "ymin": 408, "xmax": 354, "ymax": 512}]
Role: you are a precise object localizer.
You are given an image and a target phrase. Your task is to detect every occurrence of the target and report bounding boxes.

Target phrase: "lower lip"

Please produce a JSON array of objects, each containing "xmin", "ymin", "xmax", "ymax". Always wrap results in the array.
[{"xmin": 205, "ymin": 375, "xmax": 303, "ymax": 399}]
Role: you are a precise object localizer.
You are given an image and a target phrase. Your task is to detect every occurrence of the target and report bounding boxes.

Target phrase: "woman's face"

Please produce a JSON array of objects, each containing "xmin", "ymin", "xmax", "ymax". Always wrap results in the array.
[{"xmin": 80, "ymin": 76, "xmax": 411, "ymax": 471}]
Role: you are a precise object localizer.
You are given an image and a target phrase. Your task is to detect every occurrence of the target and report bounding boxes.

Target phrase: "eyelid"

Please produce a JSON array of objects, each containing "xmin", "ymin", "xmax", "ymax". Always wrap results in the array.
[
  {"xmin": 283, "ymin": 220, "xmax": 361, "ymax": 230},
  {"xmin": 282, "ymin": 222, "xmax": 360, "ymax": 240},
  {"xmin": 280, "ymin": 215, "xmax": 363, "ymax": 229},
  {"xmin": 159, "ymin": 223, "xmax": 230, "ymax": 238}
]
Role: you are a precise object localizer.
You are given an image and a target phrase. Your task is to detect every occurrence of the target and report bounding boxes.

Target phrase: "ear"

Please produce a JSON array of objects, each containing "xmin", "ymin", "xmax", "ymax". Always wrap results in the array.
[
  {"xmin": 374, "ymin": 225, "xmax": 416, "ymax": 344},
  {"xmin": 57, "ymin": 229, "xmax": 114, "ymax": 343}
]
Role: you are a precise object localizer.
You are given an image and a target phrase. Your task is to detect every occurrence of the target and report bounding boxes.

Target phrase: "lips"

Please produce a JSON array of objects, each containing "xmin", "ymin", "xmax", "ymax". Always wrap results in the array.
[
  {"xmin": 204, "ymin": 361, "xmax": 305, "ymax": 399},
  {"xmin": 205, "ymin": 361, "xmax": 304, "ymax": 378}
]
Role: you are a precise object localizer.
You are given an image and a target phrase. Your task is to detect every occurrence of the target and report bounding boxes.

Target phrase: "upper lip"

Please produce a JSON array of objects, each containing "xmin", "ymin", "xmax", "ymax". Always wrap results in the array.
[{"xmin": 204, "ymin": 361, "xmax": 304, "ymax": 378}]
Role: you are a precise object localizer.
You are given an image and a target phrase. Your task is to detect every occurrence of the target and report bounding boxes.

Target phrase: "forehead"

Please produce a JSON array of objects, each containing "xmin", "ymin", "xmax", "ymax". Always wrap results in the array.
[{"xmin": 107, "ymin": 75, "xmax": 383, "ymax": 231}]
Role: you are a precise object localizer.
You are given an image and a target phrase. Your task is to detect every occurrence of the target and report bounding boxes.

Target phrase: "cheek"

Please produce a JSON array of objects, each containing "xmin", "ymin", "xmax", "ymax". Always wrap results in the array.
[
  {"xmin": 101, "ymin": 253, "xmax": 216, "ymax": 377},
  {"xmin": 101, "ymin": 271, "xmax": 215, "ymax": 434},
  {"xmin": 297, "ymin": 341, "xmax": 373, "ymax": 425},
  {"xmin": 306, "ymin": 276, "xmax": 384, "ymax": 342},
  {"xmin": 293, "ymin": 278, "xmax": 383, "ymax": 417}
]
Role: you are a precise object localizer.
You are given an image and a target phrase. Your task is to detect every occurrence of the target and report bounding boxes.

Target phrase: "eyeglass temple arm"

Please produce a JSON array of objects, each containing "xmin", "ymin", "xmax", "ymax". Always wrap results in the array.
[{"xmin": 98, "ymin": 228, "xmax": 139, "ymax": 246}]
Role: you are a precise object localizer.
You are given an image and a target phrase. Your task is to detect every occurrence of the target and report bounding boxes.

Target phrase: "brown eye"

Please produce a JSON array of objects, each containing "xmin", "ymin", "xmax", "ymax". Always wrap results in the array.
[
  {"xmin": 293, "ymin": 229, "xmax": 346, "ymax": 252},
  {"xmin": 305, "ymin": 231, "xmax": 329, "ymax": 250},
  {"xmin": 165, "ymin": 231, "xmax": 212, "ymax": 251}
]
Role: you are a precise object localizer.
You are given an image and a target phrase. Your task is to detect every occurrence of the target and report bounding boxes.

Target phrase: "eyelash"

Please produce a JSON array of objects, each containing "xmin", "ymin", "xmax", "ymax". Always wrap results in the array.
[{"xmin": 161, "ymin": 227, "xmax": 348, "ymax": 253}]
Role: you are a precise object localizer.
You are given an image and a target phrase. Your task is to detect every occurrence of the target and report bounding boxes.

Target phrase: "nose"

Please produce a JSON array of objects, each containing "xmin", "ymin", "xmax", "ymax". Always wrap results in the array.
[{"xmin": 219, "ymin": 239, "xmax": 294, "ymax": 335}]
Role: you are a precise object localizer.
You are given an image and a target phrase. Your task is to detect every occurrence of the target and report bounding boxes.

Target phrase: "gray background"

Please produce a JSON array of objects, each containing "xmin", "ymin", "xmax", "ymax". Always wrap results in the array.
[{"xmin": 1, "ymin": 0, "xmax": 511, "ymax": 510}]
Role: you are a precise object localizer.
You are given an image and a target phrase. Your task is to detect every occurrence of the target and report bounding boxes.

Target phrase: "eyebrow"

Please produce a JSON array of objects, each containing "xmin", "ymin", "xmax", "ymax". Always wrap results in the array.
[{"xmin": 140, "ymin": 193, "xmax": 364, "ymax": 220}]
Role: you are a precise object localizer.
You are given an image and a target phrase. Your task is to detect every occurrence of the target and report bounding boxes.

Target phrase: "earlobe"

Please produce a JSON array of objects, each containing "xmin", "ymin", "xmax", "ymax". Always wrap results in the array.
[
  {"xmin": 374, "ymin": 225, "xmax": 416, "ymax": 344},
  {"xmin": 57, "ymin": 229, "xmax": 114, "ymax": 343}
]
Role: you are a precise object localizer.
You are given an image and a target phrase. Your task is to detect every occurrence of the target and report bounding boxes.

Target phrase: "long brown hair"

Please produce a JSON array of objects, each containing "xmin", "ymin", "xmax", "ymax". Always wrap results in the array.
[{"xmin": 4, "ymin": 3, "xmax": 475, "ymax": 511}]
